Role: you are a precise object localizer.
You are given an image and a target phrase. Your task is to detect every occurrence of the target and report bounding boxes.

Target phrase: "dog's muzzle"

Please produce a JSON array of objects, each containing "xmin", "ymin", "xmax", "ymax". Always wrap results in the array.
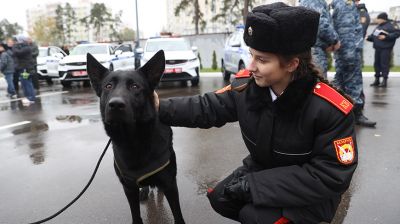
[{"xmin": 105, "ymin": 97, "xmax": 129, "ymax": 124}]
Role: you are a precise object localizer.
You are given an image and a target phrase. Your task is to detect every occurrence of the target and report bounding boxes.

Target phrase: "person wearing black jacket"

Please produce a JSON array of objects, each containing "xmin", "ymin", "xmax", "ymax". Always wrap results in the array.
[
  {"xmin": 154, "ymin": 3, "xmax": 358, "ymax": 224},
  {"xmin": 12, "ymin": 36, "xmax": 36, "ymax": 104},
  {"xmin": 367, "ymin": 12, "xmax": 400, "ymax": 87}
]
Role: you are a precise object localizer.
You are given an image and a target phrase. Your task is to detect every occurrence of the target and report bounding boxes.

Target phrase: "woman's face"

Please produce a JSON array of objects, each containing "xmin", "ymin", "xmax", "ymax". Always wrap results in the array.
[{"xmin": 247, "ymin": 48, "xmax": 295, "ymax": 88}]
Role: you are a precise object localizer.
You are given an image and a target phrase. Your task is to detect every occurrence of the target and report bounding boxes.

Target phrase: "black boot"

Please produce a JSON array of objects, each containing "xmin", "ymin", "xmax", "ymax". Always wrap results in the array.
[
  {"xmin": 370, "ymin": 77, "xmax": 380, "ymax": 87},
  {"xmin": 354, "ymin": 105, "xmax": 376, "ymax": 127},
  {"xmin": 378, "ymin": 78, "xmax": 387, "ymax": 87}
]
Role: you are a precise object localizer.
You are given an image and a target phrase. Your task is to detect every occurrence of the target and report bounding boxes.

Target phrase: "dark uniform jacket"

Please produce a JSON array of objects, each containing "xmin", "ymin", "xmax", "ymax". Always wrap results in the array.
[
  {"xmin": 367, "ymin": 21, "xmax": 400, "ymax": 49},
  {"xmin": 12, "ymin": 43, "xmax": 34, "ymax": 72},
  {"xmin": 159, "ymin": 74, "xmax": 358, "ymax": 220}
]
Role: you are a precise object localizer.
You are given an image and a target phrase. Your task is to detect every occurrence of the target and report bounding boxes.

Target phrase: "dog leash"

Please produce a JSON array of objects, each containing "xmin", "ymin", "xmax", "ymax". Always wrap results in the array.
[{"xmin": 28, "ymin": 138, "xmax": 112, "ymax": 224}]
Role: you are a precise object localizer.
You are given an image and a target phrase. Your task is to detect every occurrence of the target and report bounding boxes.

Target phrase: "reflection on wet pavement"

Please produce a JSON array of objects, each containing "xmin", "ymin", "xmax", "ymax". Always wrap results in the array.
[{"xmin": 12, "ymin": 121, "xmax": 49, "ymax": 135}]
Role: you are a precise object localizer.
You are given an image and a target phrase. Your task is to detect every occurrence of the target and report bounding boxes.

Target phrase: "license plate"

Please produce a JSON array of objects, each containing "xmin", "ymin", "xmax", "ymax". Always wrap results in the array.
[
  {"xmin": 164, "ymin": 68, "xmax": 182, "ymax": 74},
  {"xmin": 72, "ymin": 71, "xmax": 87, "ymax": 76}
]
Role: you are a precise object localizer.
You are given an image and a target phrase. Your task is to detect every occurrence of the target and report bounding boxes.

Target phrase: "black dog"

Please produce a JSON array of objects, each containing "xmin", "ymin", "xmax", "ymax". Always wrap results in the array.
[{"xmin": 87, "ymin": 50, "xmax": 185, "ymax": 224}]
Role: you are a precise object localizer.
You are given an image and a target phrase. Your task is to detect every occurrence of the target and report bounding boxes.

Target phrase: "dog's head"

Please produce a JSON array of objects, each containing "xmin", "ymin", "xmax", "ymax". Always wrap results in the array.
[{"xmin": 87, "ymin": 50, "xmax": 165, "ymax": 128}]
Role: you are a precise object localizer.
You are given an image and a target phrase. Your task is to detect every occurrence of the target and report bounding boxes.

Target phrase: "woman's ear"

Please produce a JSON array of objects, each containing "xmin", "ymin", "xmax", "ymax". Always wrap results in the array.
[{"xmin": 287, "ymin": 57, "xmax": 300, "ymax": 73}]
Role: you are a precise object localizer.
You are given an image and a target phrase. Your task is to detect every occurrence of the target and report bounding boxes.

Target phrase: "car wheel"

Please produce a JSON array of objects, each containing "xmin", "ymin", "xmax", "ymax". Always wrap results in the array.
[
  {"xmin": 83, "ymin": 80, "xmax": 91, "ymax": 87},
  {"xmin": 221, "ymin": 60, "xmax": 230, "ymax": 81},
  {"xmin": 191, "ymin": 77, "xmax": 199, "ymax": 86},
  {"xmin": 46, "ymin": 77, "xmax": 54, "ymax": 86},
  {"xmin": 61, "ymin": 80, "xmax": 71, "ymax": 88}
]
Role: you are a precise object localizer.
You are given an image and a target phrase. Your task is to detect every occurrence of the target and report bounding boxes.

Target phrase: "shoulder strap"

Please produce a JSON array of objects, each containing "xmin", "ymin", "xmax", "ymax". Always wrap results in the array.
[{"xmin": 313, "ymin": 82, "xmax": 353, "ymax": 115}]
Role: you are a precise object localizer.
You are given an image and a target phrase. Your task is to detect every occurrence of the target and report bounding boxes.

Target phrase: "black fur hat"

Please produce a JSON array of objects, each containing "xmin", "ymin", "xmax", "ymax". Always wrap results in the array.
[
  {"xmin": 244, "ymin": 2, "xmax": 320, "ymax": 55},
  {"xmin": 377, "ymin": 12, "xmax": 388, "ymax": 21}
]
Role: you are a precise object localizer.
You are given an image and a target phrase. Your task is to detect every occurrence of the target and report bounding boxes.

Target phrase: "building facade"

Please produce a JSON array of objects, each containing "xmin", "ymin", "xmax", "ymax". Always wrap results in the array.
[
  {"xmin": 26, "ymin": 0, "xmax": 114, "ymax": 44},
  {"xmin": 166, "ymin": 0, "xmax": 296, "ymax": 35}
]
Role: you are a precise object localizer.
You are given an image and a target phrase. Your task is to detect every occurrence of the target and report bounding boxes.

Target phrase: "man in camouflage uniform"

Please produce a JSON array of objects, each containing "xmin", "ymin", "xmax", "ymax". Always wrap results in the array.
[
  {"xmin": 331, "ymin": 0, "xmax": 376, "ymax": 127},
  {"xmin": 299, "ymin": 0, "xmax": 340, "ymax": 78}
]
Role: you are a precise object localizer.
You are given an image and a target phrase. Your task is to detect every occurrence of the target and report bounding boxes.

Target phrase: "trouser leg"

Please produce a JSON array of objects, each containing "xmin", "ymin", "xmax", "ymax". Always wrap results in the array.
[
  {"xmin": 13, "ymin": 71, "xmax": 19, "ymax": 92},
  {"xmin": 380, "ymin": 49, "xmax": 391, "ymax": 79},
  {"xmin": 4, "ymin": 73, "xmax": 16, "ymax": 95},
  {"xmin": 374, "ymin": 49, "xmax": 382, "ymax": 78},
  {"xmin": 20, "ymin": 72, "xmax": 36, "ymax": 101}
]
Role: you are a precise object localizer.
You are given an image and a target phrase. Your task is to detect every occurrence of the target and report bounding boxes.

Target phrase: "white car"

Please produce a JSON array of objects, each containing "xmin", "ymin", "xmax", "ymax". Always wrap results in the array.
[
  {"xmin": 37, "ymin": 46, "xmax": 67, "ymax": 83},
  {"xmin": 58, "ymin": 43, "xmax": 135, "ymax": 87},
  {"xmin": 221, "ymin": 25, "xmax": 251, "ymax": 81},
  {"xmin": 141, "ymin": 37, "xmax": 200, "ymax": 86}
]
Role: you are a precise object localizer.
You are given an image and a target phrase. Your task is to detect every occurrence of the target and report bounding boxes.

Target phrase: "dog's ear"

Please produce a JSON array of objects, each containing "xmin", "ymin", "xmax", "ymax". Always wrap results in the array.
[
  {"xmin": 139, "ymin": 50, "xmax": 165, "ymax": 89},
  {"xmin": 87, "ymin": 53, "xmax": 108, "ymax": 97}
]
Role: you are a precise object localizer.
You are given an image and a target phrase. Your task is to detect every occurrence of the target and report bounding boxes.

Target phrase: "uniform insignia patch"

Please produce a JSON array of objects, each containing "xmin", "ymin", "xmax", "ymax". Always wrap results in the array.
[
  {"xmin": 313, "ymin": 82, "xmax": 353, "ymax": 115},
  {"xmin": 333, "ymin": 137, "xmax": 355, "ymax": 165},
  {"xmin": 215, "ymin": 85, "xmax": 232, "ymax": 94}
]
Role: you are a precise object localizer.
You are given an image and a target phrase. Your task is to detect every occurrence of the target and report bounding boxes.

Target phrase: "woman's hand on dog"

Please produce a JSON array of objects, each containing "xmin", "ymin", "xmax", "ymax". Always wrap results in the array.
[{"xmin": 154, "ymin": 91, "xmax": 160, "ymax": 111}]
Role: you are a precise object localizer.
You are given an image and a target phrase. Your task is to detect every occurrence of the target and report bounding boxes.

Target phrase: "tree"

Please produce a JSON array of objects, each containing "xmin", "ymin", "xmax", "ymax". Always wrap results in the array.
[
  {"xmin": 109, "ymin": 10, "xmax": 123, "ymax": 42},
  {"xmin": 54, "ymin": 4, "xmax": 65, "ymax": 44},
  {"xmin": 64, "ymin": 3, "xmax": 77, "ymax": 43},
  {"xmin": 212, "ymin": 50, "xmax": 218, "ymax": 70},
  {"xmin": 0, "ymin": 19, "xmax": 23, "ymax": 40},
  {"xmin": 212, "ymin": 0, "xmax": 254, "ymax": 26},
  {"xmin": 29, "ymin": 16, "xmax": 59, "ymax": 46},
  {"xmin": 118, "ymin": 27, "xmax": 136, "ymax": 42},
  {"xmin": 89, "ymin": 3, "xmax": 113, "ymax": 41},
  {"xmin": 174, "ymin": 0, "xmax": 206, "ymax": 34}
]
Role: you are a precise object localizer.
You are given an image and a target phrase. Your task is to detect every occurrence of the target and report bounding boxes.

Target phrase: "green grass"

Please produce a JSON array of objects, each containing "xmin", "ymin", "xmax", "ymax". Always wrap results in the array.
[
  {"xmin": 200, "ymin": 66, "xmax": 400, "ymax": 73},
  {"xmin": 329, "ymin": 66, "xmax": 400, "ymax": 72}
]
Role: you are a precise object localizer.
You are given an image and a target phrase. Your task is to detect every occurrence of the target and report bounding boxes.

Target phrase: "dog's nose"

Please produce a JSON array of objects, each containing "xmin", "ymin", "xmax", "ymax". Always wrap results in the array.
[{"xmin": 108, "ymin": 97, "xmax": 126, "ymax": 110}]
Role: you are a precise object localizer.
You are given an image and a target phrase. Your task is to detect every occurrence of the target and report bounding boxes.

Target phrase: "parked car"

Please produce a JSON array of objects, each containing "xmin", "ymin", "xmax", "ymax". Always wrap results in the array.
[
  {"xmin": 58, "ymin": 43, "xmax": 135, "ymax": 87},
  {"xmin": 140, "ymin": 37, "xmax": 200, "ymax": 86},
  {"xmin": 37, "ymin": 46, "xmax": 67, "ymax": 83},
  {"xmin": 221, "ymin": 25, "xmax": 251, "ymax": 81}
]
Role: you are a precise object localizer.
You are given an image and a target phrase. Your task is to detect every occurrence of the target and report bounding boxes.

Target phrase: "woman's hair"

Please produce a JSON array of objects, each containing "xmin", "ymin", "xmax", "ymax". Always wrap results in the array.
[
  {"xmin": 277, "ymin": 50, "xmax": 325, "ymax": 82},
  {"xmin": 277, "ymin": 50, "xmax": 354, "ymax": 103}
]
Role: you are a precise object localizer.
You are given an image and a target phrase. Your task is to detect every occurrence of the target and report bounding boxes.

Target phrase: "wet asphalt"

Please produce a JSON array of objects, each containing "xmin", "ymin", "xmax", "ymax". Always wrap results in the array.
[{"xmin": 0, "ymin": 74, "xmax": 399, "ymax": 224}]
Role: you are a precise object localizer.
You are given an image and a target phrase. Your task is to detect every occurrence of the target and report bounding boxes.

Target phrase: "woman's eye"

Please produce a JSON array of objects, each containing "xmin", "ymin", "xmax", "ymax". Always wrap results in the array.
[{"xmin": 105, "ymin": 84, "xmax": 112, "ymax": 89}]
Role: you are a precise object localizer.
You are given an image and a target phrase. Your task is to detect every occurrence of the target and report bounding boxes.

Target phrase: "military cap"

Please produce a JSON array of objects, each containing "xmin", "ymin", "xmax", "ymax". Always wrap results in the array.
[{"xmin": 244, "ymin": 2, "xmax": 320, "ymax": 55}]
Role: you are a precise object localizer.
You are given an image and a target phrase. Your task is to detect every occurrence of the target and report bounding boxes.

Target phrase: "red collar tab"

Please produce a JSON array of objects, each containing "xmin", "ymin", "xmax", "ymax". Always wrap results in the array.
[
  {"xmin": 235, "ymin": 69, "xmax": 251, "ymax": 78},
  {"xmin": 313, "ymin": 82, "xmax": 353, "ymax": 115}
]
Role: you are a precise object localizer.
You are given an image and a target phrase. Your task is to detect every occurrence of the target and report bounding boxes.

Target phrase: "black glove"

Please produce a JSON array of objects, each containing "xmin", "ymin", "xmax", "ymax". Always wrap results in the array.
[
  {"xmin": 224, "ymin": 166, "xmax": 249, "ymax": 188},
  {"xmin": 223, "ymin": 175, "xmax": 252, "ymax": 202}
]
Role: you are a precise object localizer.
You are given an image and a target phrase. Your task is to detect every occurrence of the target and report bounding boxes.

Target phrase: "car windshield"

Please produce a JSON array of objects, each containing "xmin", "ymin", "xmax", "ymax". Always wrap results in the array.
[
  {"xmin": 39, "ymin": 49, "xmax": 47, "ymax": 57},
  {"xmin": 145, "ymin": 40, "xmax": 190, "ymax": 52},
  {"xmin": 70, "ymin": 45, "xmax": 108, "ymax": 55}
]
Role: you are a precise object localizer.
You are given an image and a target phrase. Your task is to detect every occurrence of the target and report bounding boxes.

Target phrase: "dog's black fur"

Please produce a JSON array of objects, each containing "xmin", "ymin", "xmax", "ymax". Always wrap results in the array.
[{"xmin": 87, "ymin": 50, "xmax": 185, "ymax": 224}]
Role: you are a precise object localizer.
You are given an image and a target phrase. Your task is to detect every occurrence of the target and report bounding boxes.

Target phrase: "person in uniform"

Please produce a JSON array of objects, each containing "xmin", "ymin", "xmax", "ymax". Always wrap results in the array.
[
  {"xmin": 331, "ymin": 0, "xmax": 376, "ymax": 127},
  {"xmin": 299, "ymin": 0, "xmax": 340, "ymax": 78},
  {"xmin": 155, "ymin": 3, "xmax": 358, "ymax": 224},
  {"xmin": 367, "ymin": 12, "xmax": 400, "ymax": 87}
]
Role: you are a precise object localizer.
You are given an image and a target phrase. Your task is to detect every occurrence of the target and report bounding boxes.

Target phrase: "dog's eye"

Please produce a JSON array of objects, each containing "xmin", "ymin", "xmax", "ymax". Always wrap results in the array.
[
  {"xmin": 129, "ymin": 84, "xmax": 139, "ymax": 90},
  {"xmin": 105, "ymin": 84, "xmax": 112, "ymax": 89}
]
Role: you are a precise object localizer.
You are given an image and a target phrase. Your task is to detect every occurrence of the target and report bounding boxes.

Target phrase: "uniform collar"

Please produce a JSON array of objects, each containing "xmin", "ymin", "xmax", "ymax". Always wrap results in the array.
[{"xmin": 246, "ymin": 75, "xmax": 317, "ymax": 112}]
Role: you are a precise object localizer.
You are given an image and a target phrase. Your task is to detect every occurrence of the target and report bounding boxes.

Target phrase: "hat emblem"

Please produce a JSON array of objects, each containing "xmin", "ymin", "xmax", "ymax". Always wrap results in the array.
[{"xmin": 248, "ymin": 26, "xmax": 253, "ymax": 36}]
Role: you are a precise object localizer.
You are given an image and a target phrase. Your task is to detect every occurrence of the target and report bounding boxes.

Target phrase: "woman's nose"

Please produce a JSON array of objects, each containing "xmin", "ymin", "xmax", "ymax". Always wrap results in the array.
[{"xmin": 247, "ymin": 58, "xmax": 257, "ymax": 72}]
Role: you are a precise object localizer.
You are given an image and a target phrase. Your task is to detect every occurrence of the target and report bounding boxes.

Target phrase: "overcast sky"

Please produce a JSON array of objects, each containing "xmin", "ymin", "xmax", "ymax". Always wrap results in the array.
[{"xmin": 0, "ymin": 0, "xmax": 398, "ymax": 38}]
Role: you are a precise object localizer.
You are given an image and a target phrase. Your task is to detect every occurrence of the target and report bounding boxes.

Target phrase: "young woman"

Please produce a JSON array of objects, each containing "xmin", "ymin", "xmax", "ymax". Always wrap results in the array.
[{"xmin": 155, "ymin": 3, "xmax": 358, "ymax": 223}]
